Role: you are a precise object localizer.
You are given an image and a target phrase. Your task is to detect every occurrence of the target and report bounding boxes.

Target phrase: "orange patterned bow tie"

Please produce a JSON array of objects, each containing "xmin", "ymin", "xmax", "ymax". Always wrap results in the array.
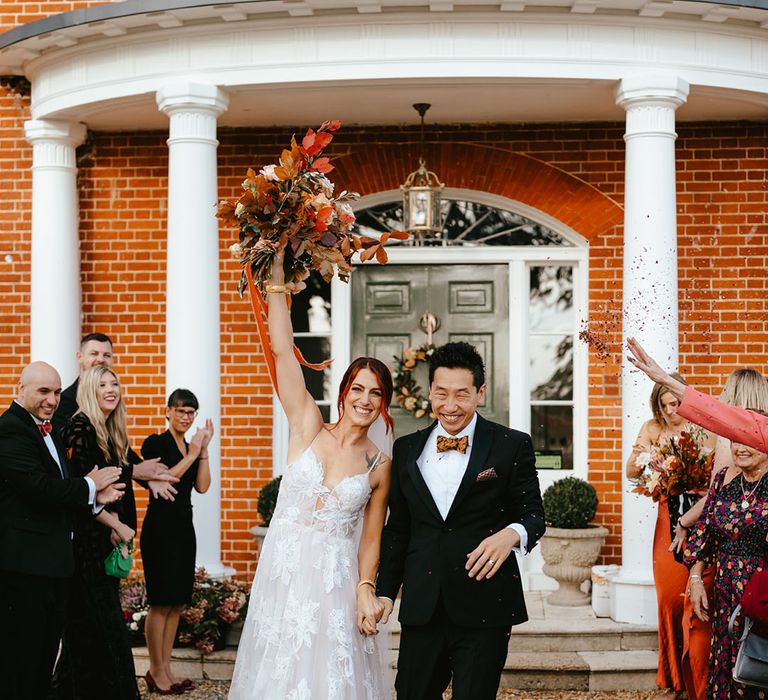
[{"xmin": 436, "ymin": 435, "xmax": 469, "ymax": 454}]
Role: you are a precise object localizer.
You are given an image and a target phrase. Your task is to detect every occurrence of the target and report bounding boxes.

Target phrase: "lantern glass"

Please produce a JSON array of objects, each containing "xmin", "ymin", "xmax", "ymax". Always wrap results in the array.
[{"xmin": 408, "ymin": 189, "xmax": 432, "ymax": 229}]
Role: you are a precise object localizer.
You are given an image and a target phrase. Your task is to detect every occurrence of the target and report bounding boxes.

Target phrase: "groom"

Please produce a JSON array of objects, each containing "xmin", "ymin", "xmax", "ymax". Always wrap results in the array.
[{"xmin": 376, "ymin": 341, "xmax": 545, "ymax": 700}]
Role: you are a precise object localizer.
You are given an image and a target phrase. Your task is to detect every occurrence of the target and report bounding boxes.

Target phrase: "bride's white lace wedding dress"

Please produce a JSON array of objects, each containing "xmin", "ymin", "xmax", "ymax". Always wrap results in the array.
[{"xmin": 229, "ymin": 446, "xmax": 390, "ymax": 700}]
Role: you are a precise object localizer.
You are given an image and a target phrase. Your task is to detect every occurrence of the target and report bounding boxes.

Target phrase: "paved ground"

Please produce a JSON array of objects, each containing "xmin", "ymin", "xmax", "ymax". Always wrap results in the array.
[{"xmin": 139, "ymin": 679, "xmax": 670, "ymax": 699}]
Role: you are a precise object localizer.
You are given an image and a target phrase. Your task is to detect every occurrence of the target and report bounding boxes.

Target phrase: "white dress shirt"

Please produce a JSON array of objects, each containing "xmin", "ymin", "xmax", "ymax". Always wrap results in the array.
[{"xmin": 418, "ymin": 413, "xmax": 528, "ymax": 554}]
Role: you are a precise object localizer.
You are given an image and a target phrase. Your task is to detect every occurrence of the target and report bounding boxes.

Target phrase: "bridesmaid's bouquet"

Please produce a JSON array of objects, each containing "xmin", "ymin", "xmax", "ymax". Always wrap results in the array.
[
  {"xmin": 630, "ymin": 426, "xmax": 714, "ymax": 501},
  {"xmin": 219, "ymin": 120, "xmax": 408, "ymax": 296}
]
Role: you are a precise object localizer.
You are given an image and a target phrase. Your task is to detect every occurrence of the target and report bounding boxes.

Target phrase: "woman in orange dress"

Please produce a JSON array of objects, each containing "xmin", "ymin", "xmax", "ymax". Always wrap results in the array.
[{"xmin": 626, "ymin": 375, "xmax": 716, "ymax": 699}]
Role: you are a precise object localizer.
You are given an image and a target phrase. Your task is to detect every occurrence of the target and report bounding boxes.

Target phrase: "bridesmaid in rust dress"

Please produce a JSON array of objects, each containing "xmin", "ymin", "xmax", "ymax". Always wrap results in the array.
[{"xmin": 626, "ymin": 375, "xmax": 715, "ymax": 699}]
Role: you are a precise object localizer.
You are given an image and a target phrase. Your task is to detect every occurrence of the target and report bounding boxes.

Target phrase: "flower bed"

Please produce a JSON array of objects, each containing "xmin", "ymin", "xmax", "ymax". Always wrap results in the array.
[{"xmin": 120, "ymin": 568, "xmax": 249, "ymax": 654}]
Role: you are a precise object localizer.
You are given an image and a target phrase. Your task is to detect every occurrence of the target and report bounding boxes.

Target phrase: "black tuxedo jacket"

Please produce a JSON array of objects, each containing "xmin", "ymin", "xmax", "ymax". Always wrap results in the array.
[
  {"xmin": 0, "ymin": 401, "xmax": 90, "ymax": 578},
  {"xmin": 52, "ymin": 378, "xmax": 78, "ymax": 437},
  {"xmin": 377, "ymin": 414, "xmax": 544, "ymax": 628}
]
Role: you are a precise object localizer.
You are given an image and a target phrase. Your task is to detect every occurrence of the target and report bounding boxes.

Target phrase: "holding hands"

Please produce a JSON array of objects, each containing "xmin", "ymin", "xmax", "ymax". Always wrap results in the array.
[{"xmin": 356, "ymin": 583, "xmax": 386, "ymax": 636}]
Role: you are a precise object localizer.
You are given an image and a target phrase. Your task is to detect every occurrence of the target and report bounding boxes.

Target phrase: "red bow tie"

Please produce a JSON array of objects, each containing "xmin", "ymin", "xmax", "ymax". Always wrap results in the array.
[
  {"xmin": 37, "ymin": 420, "xmax": 52, "ymax": 437},
  {"xmin": 436, "ymin": 435, "xmax": 469, "ymax": 454}
]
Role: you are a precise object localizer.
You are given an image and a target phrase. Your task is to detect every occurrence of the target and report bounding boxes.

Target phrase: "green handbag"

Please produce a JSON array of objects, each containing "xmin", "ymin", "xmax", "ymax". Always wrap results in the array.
[{"xmin": 104, "ymin": 541, "xmax": 133, "ymax": 578}]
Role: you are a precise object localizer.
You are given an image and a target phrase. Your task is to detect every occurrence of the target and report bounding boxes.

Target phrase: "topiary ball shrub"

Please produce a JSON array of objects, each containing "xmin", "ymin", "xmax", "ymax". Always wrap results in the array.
[
  {"xmin": 257, "ymin": 475, "xmax": 282, "ymax": 527},
  {"xmin": 542, "ymin": 476, "xmax": 598, "ymax": 529}
]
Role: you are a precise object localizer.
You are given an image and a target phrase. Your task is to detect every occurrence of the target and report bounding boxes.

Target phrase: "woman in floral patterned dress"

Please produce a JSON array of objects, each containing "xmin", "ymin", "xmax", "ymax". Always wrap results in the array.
[
  {"xmin": 229, "ymin": 255, "xmax": 394, "ymax": 700},
  {"xmin": 686, "ymin": 436, "xmax": 768, "ymax": 699}
]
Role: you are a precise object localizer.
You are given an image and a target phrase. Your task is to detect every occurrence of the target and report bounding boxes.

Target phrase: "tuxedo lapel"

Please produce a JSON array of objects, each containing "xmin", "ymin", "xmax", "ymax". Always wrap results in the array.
[
  {"xmin": 446, "ymin": 414, "xmax": 493, "ymax": 520},
  {"xmin": 8, "ymin": 402, "xmax": 64, "ymax": 478},
  {"xmin": 405, "ymin": 423, "xmax": 444, "ymax": 522},
  {"xmin": 53, "ymin": 436, "xmax": 70, "ymax": 478}
]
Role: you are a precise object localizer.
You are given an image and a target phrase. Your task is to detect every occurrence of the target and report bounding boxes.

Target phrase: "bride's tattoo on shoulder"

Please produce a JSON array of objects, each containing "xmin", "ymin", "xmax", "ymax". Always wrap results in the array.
[{"xmin": 365, "ymin": 452, "xmax": 379, "ymax": 472}]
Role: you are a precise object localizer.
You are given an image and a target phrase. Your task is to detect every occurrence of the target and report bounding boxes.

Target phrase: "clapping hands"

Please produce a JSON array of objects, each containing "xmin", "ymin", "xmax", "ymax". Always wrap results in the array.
[{"xmin": 189, "ymin": 419, "xmax": 214, "ymax": 458}]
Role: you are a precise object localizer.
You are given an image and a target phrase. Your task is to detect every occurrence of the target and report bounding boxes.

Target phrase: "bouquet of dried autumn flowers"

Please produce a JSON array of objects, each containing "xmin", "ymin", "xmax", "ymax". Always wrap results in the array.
[{"xmin": 219, "ymin": 120, "xmax": 407, "ymax": 295}]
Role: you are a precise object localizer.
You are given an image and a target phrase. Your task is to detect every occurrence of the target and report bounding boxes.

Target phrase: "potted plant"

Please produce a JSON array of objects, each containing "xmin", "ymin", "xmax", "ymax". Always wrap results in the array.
[
  {"xmin": 250, "ymin": 475, "xmax": 282, "ymax": 548},
  {"xmin": 539, "ymin": 476, "xmax": 608, "ymax": 606}
]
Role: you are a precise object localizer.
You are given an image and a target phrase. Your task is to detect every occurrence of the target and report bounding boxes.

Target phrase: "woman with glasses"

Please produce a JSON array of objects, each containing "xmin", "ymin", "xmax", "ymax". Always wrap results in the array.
[{"xmin": 140, "ymin": 389, "xmax": 213, "ymax": 694}]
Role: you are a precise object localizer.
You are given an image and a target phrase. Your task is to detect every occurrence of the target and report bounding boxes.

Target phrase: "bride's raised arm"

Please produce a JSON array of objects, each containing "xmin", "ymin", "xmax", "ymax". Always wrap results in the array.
[{"xmin": 267, "ymin": 256, "xmax": 323, "ymax": 452}]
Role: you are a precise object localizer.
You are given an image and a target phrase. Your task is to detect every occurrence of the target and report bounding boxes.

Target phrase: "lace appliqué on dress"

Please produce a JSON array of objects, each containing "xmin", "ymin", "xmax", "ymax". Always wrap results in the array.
[{"xmin": 229, "ymin": 447, "xmax": 386, "ymax": 700}]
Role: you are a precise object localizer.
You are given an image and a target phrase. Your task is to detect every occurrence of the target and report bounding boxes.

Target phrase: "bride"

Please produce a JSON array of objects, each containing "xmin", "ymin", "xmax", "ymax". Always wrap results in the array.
[{"xmin": 229, "ymin": 256, "xmax": 394, "ymax": 700}]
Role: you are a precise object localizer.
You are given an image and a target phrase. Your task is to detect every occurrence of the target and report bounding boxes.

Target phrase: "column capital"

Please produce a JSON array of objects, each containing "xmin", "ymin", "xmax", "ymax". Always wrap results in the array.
[
  {"xmin": 614, "ymin": 75, "xmax": 689, "ymax": 111},
  {"xmin": 24, "ymin": 119, "xmax": 87, "ymax": 171},
  {"xmin": 615, "ymin": 76, "xmax": 689, "ymax": 141},
  {"xmin": 24, "ymin": 119, "xmax": 87, "ymax": 147},
  {"xmin": 156, "ymin": 82, "xmax": 229, "ymax": 117}
]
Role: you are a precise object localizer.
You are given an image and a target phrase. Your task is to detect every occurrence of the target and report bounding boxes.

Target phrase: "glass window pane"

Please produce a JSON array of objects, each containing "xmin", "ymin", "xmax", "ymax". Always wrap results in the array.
[
  {"xmin": 531, "ymin": 405, "xmax": 573, "ymax": 470},
  {"xmin": 529, "ymin": 266, "xmax": 573, "ymax": 332},
  {"xmin": 294, "ymin": 337, "xmax": 331, "ymax": 402},
  {"xmin": 529, "ymin": 335, "xmax": 573, "ymax": 400},
  {"xmin": 290, "ymin": 272, "xmax": 331, "ymax": 333},
  {"xmin": 353, "ymin": 199, "xmax": 571, "ymax": 247}
]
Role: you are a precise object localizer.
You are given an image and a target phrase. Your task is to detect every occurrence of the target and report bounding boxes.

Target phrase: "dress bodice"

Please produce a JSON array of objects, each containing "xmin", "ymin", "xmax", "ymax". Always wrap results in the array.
[
  {"xmin": 271, "ymin": 447, "xmax": 373, "ymax": 538},
  {"xmin": 265, "ymin": 447, "xmax": 375, "ymax": 595}
]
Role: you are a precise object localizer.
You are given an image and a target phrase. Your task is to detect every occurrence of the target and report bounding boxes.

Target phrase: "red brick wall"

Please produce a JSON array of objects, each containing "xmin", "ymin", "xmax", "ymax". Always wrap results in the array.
[
  {"xmin": 0, "ymin": 2, "xmax": 107, "ymax": 32},
  {"xmin": 0, "ymin": 106, "xmax": 765, "ymax": 576}
]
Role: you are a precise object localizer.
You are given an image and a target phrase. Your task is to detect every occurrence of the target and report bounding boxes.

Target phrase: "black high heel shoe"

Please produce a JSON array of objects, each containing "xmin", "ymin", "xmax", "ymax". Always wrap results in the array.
[{"xmin": 145, "ymin": 671, "xmax": 180, "ymax": 695}]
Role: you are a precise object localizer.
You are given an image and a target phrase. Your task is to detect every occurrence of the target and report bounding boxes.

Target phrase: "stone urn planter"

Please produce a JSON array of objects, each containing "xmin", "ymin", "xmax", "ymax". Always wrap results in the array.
[
  {"xmin": 540, "ymin": 476, "xmax": 607, "ymax": 606},
  {"xmin": 250, "ymin": 475, "xmax": 282, "ymax": 553},
  {"xmin": 540, "ymin": 525, "xmax": 609, "ymax": 606}
]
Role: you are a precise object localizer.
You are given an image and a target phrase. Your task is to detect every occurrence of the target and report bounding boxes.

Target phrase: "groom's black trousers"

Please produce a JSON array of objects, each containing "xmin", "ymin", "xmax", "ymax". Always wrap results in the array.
[{"xmin": 395, "ymin": 596, "xmax": 511, "ymax": 700}]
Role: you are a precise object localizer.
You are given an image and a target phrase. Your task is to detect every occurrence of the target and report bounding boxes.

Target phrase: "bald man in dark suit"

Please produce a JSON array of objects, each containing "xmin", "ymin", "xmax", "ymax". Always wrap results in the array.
[{"xmin": 0, "ymin": 362, "xmax": 124, "ymax": 700}]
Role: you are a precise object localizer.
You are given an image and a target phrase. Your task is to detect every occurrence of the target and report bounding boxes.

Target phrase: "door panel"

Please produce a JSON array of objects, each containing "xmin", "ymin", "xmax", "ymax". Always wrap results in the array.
[{"xmin": 352, "ymin": 264, "xmax": 509, "ymax": 438}]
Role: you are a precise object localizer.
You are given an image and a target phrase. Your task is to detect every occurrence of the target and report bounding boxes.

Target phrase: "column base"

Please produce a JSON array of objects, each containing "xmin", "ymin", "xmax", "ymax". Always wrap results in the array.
[{"xmin": 607, "ymin": 568, "xmax": 657, "ymax": 625}]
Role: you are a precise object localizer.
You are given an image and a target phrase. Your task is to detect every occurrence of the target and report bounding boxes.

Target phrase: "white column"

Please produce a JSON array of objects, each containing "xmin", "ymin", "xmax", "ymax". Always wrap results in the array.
[
  {"xmin": 609, "ymin": 75, "xmax": 689, "ymax": 624},
  {"xmin": 24, "ymin": 119, "xmax": 86, "ymax": 381},
  {"xmin": 157, "ymin": 83, "xmax": 231, "ymax": 578}
]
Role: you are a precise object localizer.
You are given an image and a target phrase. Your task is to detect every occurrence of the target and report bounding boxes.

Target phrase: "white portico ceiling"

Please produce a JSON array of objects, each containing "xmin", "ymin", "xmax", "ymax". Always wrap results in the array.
[
  {"xmin": 4, "ymin": 0, "xmax": 768, "ymax": 128},
  {"xmin": 71, "ymin": 79, "xmax": 768, "ymax": 131}
]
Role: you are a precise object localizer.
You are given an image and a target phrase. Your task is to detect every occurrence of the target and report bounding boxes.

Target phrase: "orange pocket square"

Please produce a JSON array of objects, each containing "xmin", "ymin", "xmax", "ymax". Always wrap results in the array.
[{"xmin": 476, "ymin": 467, "xmax": 498, "ymax": 482}]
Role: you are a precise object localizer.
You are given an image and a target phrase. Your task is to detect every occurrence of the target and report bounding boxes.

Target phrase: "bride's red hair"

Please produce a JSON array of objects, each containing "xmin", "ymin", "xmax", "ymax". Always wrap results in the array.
[{"xmin": 337, "ymin": 357, "xmax": 394, "ymax": 433}]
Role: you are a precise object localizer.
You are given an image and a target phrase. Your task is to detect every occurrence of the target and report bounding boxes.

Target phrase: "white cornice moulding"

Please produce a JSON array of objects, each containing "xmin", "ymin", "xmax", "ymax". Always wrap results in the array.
[{"xmin": 17, "ymin": 13, "xmax": 768, "ymax": 125}]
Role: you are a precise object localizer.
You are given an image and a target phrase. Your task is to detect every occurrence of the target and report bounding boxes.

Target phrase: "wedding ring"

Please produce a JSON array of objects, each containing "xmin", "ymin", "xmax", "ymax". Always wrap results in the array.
[{"xmin": 488, "ymin": 559, "xmax": 495, "ymax": 566}]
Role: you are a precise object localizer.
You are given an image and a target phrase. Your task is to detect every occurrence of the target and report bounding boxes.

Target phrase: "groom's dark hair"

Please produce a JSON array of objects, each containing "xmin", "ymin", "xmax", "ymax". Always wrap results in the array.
[{"xmin": 428, "ymin": 342, "xmax": 485, "ymax": 390}]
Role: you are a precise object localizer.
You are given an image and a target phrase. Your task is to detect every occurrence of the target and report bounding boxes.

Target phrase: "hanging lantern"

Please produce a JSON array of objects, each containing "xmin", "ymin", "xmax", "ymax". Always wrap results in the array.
[
  {"xmin": 399, "ymin": 103, "xmax": 445, "ymax": 240},
  {"xmin": 401, "ymin": 157, "xmax": 444, "ymax": 238}
]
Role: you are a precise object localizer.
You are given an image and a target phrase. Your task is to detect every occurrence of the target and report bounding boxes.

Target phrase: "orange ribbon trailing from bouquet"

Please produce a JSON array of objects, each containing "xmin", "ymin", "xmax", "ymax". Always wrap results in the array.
[{"xmin": 244, "ymin": 263, "xmax": 332, "ymax": 395}]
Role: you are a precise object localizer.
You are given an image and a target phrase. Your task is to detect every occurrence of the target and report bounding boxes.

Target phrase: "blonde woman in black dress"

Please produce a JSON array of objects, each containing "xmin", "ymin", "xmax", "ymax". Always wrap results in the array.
[
  {"xmin": 141, "ymin": 389, "xmax": 212, "ymax": 695},
  {"xmin": 51, "ymin": 366, "xmax": 140, "ymax": 700}
]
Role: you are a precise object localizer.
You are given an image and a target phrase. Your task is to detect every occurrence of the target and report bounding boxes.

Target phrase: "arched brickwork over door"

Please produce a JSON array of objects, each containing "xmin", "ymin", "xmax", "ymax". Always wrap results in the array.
[{"xmin": 331, "ymin": 142, "xmax": 624, "ymax": 241}]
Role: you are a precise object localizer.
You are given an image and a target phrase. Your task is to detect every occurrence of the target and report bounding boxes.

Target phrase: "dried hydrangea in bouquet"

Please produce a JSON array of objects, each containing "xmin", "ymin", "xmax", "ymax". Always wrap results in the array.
[{"xmin": 219, "ymin": 120, "xmax": 407, "ymax": 295}]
